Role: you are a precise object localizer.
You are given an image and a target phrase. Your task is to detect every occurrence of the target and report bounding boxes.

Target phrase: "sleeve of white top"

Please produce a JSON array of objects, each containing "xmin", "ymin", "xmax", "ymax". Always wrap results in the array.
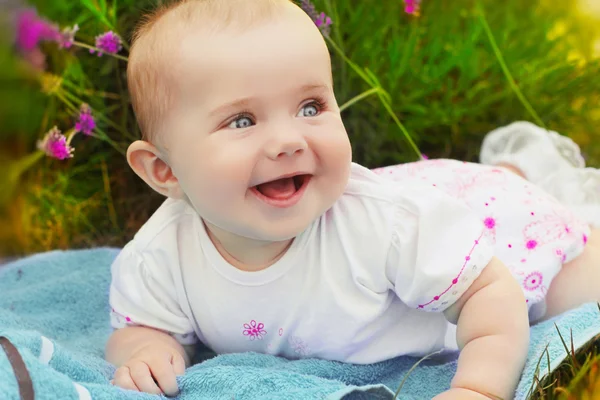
[
  {"xmin": 109, "ymin": 241, "xmax": 198, "ymax": 345},
  {"xmin": 386, "ymin": 185, "xmax": 495, "ymax": 312}
]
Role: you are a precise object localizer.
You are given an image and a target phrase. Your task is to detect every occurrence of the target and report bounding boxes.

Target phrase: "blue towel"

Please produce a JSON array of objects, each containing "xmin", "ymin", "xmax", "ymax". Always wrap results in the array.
[{"xmin": 1, "ymin": 248, "xmax": 599, "ymax": 399}]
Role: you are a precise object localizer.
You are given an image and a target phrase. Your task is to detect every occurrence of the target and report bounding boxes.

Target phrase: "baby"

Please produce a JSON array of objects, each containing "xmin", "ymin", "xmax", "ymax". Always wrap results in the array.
[{"xmin": 105, "ymin": 0, "xmax": 600, "ymax": 399}]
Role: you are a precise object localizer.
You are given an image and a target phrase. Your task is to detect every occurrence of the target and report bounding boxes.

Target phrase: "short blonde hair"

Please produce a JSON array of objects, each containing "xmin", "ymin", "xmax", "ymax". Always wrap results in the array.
[{"xmin": 127, "ymin": 0, "xmax": 291, "ymax": 143}]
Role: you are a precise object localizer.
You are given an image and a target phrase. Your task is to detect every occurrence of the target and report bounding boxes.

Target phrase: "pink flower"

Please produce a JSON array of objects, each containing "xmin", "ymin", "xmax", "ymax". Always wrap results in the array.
[
  {"xmin": 74, "ymin": 104, "xmax": 96, "ymax": 135},
  {"xmin": 90, "ymin": 31, "xmax": 122, "ymax": 56},
  {"xmin": 15, "ymin": 9, "xmax": 60, "ymax": 52},
  {"xmin": 37, "ymin": 127, "xmax": 74, "ymax": 160},
  {"xmin": 314, "ymin": 12, "xmax": 332, "ymax": 36},
  {"xmin": 242, "ymin": 320, "xmax": 267, "ymax": 340},
  {"xmin": 404, "ymin": 0, "xmax": 422, "ymax": 16},
  {"xmin": 299, "ymin": 0, "xmax": 319, "ymax": 22},
  {"xmin": 59, "ymin": 24, "xmax": 79, "ymax": 49}
]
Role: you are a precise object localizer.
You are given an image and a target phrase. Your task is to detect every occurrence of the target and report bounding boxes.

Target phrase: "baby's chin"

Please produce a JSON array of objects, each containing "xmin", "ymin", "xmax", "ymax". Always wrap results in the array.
[{"xmin": 238, "ymin": 217, "xmax": 315, "ymax": 242}]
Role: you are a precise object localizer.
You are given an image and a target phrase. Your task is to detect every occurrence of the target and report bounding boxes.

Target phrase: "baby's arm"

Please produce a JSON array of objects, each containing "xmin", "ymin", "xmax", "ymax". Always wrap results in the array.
[
  {"xmin": 106, "ymin": 326, "xmax": 193, "ymax": 396},
  {"xmin": 438, "ymin": 257, "xmax": 529, "ymax": 400}
]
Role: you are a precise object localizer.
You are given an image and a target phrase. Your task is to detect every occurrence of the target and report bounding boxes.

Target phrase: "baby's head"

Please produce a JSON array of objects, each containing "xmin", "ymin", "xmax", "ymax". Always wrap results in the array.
[{"xmin": 126, "ymin": 0, "xmax": 352, "ymax": 242}]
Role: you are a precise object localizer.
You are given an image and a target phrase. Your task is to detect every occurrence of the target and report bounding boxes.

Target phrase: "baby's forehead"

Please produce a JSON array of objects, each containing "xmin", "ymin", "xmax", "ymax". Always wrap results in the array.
[
  {"xmin": 152, "ymin": 4, "xmax": 327, "ymax": 77},
  {"xmin": 145, "ymin": 0, "xmax": 291, "ymax": 45},
  {"xmin": 137, "ymin": 1, "xmax": 293, "ymax": 74}
]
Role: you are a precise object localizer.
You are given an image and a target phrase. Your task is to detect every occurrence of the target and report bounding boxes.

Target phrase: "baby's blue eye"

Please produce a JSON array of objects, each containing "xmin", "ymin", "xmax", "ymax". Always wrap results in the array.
[
  {"xmin": 297, "ymin": 104, "xmax": 319, "ymax": 118},
  {"xmin": 228, "ymin": 116, "xmax": 254, "ymax": 129}
]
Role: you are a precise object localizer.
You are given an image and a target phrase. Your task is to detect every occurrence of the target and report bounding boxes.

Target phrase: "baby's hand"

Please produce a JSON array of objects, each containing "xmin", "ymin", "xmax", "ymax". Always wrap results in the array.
[{"xmin": 112, "ymin": 342, "xmax": 186, "ymax": 396}]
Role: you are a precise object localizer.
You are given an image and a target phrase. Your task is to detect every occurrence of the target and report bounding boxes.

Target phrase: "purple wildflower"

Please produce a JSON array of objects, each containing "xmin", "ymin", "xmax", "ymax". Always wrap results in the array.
[
  {"xmin": 404, "ymin": 0, "xmax": 422, "ymax": 16},
  {"xmin": 15, "ymin": 9, "xmax": 60, "ymax": 52},
  {"xmin": 299, "ymin": 0, "xmax": 333, "ymax": 36},
  {"xmin": 37, "ymin": 127, "xmax": 74, "ymax": 160},
  {"xmin": 314, "ymin": 12, "xmax": 332, "ymax": 36},
  {"xmin": 59, "ymin": 24, "xmax": 79, "ymax": 49},
  {"xmin": 300, "ymin": 0, "xmax": 319, "ymax": 21},
  {"xmin": 90, "ymin": 31, "xmax": 122, "ymax": 56},
  {"xmin": 74, "ymin": 104, "xmax": 96, "ymax": 135}
]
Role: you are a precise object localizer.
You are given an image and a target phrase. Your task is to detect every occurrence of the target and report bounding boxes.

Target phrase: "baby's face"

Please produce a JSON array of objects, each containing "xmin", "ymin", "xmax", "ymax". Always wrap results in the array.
[{"xmin": 163, "ymin": 6, "xmax": 352, "ymax": 241}]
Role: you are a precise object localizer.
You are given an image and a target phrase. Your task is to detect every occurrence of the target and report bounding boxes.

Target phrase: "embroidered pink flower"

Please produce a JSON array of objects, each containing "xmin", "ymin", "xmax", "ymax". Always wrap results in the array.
[
  {"xmin": 526, "ymin": 239, "xmax": 538, "ymax": 250},
  {"xmin": 523, "ymin": 272, "xmax": 543, "ymax": 291},
  {"xmin": 289, "ymin": 336, "xmax": 310, "ymax": 357},
  {"xmin": 15, "ymin": 9, "xmax": 60, "ymax": 51},
  {"xmin": 243, "ymin": 320, "xmax": 267, "ymax": 340},
  {"xmin": 90, "ymin": 31, "xmax": 122, "ymax": 56},
  {"xmin": 37, "ymin": 127, "xmax": 74, "ymax": 160},
  {"xmin": 74, "ymin": 103, "xmax": 96, "ymax": 135},
  {"xmin": 484, "ymin": 217, "xmax": 496, "ymax": 229}
]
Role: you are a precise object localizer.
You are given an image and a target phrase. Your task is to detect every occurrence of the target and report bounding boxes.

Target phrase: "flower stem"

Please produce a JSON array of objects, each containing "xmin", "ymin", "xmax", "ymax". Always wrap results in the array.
[
  {"xmin": 61, "ymin": 79, "xmax": 121, "ymax": 100},
  {"xmin": 325, "ymin": 36, "xmax": 422, "ymax": 160},
  {"xmin": 339, "ymin": 87, "xmax": 381, "ymax": 112},
  {"xmin": 10, "ymin": 151, "xmax": 45, "ymax": 181},
  {"xmin": 72, "ymin": 41, "xmax": 129, "ymax": 62},
  {"xmin": 377, "ymin": 93, "xmax": 423, "ymax": 160},
  {"xmin": 65, "ymin": 128, "xmax": 78, "ymax": 145},
  {"xmin": 60, "ymin": 88, "xmax": 137, "ymax": 141},
  {"xmin": 477, "ymin": 2, "xmax": 545, "ymax": 128},
  {"xmin": 55, "ymin": 92, "xmax": 126, "ymax": 156},
  {"xmin": 55, "ymin": 91, "xmax": 79, "ymax": 113}
]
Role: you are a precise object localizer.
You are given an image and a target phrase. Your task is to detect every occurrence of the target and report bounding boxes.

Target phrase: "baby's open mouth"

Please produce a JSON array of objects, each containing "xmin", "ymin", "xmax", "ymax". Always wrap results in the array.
[{"xmin": 254, "ymin": 175, "xmax": 309, "ymax": 200}]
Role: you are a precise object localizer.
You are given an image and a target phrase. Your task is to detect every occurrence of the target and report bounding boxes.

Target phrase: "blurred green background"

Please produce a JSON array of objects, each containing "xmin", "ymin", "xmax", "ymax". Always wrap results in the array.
[{"xmin": 1, "ymin": 0, "xmax": 599, "ymax": 256}]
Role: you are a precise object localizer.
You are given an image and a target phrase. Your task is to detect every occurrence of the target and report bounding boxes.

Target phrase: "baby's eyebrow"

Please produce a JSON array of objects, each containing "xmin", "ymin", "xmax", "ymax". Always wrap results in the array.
[
  {"xmin": 208, "ymin": 83, "xmax": 330, "ymax": 118},
  {"xmin": 209, "ymin": 98, "xmax": 253, "ymax": 118},
  {"xmin": 297, "ymin": 83, "xmax": 329, "ymax": 93}
]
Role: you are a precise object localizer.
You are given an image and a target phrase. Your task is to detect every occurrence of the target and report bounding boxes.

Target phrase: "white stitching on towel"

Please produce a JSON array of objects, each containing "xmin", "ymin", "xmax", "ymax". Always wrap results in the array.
[
  {"xmin": 73, "ymin": 383, "xmax": 92, "ymax": 400},
  {"xmin": 38, "ymin": 336, "xmax": 54, "ymax": 365}
]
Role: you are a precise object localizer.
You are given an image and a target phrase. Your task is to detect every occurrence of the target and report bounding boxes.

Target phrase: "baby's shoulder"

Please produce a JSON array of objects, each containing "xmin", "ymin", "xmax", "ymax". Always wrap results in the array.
[
  {"xmin": 330, "ymin": 163, "xmax": 417, "ymax": 240},
  {"xmin": 340, "ymin": 162, "xmax": 441, "ymax": 215},
  {"xmin": 130, "ymin": 197, "xmax": 198, "ymax": 251},
  {"xmin": 337, "ymin": 162, "xmax": 484, "ymax": 232}
]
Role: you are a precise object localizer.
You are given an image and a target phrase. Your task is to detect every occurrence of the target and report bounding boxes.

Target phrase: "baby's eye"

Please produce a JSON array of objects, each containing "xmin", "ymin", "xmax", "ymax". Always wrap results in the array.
[
  {"xmin": 228, "ymin": 115, "xmax": 254, "ymax": 129},
  {"xmin": 297, "ymin": 103, "xmax": 321, "ymax": 118}
]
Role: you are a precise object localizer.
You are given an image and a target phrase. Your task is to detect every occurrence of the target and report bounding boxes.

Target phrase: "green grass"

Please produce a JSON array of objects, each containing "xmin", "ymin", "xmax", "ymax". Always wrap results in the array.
[
  {"xmin": 1, "ymin": 0, "xmax": 599, "ymax": 254},
  {"xmin": 528, "ymin": 328, "xmax": 600, "ymax": 399},
  {"xmin": 1, "ymin": 1, "xmax": 600, "ymax": 397}
]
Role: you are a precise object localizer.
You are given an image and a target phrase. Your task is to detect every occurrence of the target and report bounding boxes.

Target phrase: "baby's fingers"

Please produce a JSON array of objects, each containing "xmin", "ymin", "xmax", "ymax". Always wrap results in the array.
[
  {"xmin": 149, "ymin": 359, "xmax": 180, "ymax": 397},
  {"xmin": 113, "ymin": 366, "xmax": 140, "ymax": 392},
  {"xmin": 171, "ymin": 352, "xmax": 186, "ymax": 376},
  {"xmin": 129, "ymin": 360, "xmax": 162, "ymax": 395}
]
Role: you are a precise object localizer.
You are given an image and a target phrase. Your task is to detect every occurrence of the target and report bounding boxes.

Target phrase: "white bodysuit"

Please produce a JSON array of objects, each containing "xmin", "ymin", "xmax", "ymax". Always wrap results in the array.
[{"xmin": 110, "ymin": 160, "xmax": 589, "ymax": 364}]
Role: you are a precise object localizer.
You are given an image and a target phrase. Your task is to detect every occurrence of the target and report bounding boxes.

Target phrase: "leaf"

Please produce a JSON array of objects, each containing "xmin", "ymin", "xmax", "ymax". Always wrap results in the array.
[{"xmin": 80, "ymin": 0, "xmax": 115, "ymax": 30}]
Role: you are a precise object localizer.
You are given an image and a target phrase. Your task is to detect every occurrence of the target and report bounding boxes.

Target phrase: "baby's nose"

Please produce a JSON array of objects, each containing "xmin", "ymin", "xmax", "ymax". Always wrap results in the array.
[{"xmin": 267, "ymin": 137, "xmax": 308, "ymax": 160}]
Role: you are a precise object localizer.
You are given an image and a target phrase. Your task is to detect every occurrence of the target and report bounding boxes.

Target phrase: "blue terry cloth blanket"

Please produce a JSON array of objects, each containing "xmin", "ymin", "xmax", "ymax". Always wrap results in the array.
[{"xmin": 1, "ymin": 248, "xmax": 600, "ymax": 400}]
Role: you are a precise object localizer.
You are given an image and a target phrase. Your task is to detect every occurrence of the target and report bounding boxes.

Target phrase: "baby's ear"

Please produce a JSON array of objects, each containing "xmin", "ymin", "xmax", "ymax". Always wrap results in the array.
[{"xmin": 126, "ymin": 140, "xmax": 185, "ymax": 199}]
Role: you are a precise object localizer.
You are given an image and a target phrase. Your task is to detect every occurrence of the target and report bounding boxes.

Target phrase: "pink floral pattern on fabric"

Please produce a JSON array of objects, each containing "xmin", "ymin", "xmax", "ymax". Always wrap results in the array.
[
  {"xmin": 289, "ymin": 336, "xmax": 311, "ymax": 357},
  {"xmin": 110, "ymin": 308, "xmax": 133, "ymax": 326},
  {"xmin": 374, "ymin": 159, "xmax": 591, "ymax": 313},
  {"xmin": 243, "ymin": 320, "xmax": 267, "ymax": 340},
  {"xmin": 417, "ymin": 232, "xmax": 485, "ymax": 309},
  {"xmin": 523, "ymin": 272, "xmax": 543, "ymax": 291}
]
